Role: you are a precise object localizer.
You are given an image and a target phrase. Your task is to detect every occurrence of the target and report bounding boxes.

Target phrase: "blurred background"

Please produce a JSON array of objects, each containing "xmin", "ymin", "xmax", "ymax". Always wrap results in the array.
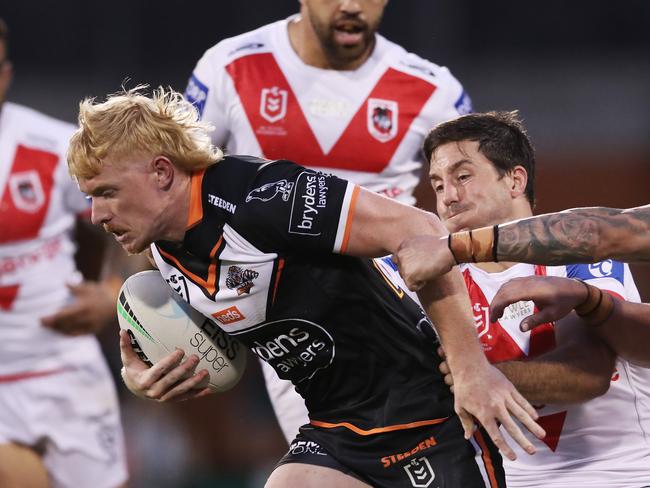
[{"xmin": 2, "ymin": 1, "xmax": 649, "ymax": 486}]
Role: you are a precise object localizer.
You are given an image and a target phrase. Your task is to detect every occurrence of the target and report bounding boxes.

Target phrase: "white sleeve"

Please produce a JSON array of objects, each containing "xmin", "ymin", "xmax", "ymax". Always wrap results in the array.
[
  {"xmin": 260, "ymin": 358, "xmax": 309, "ymax": 444},
  {"xmin": 185, "ymin": 46, "xmax": 230, "ymax": 148}
]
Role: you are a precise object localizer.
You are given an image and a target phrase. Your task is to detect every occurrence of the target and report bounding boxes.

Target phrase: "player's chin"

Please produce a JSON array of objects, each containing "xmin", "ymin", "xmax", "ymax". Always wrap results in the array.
[{"xmin": 121, "ymin": 237, "xmax": 148, "ymax": 256}]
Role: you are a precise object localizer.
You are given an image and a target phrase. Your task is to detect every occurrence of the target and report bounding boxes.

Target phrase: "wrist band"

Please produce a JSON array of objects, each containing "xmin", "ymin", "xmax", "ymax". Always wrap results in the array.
[
  {"xmin": 448, "ymin": 226, "xmax": 496, "ymax": 263},
  {"xmin": 574, "ymin": 279, "xmax": 616, "ymax": 326},
  {"xmin": 471, "ymin": 226, "xmax": 496, "ymax": 262},
  {"xmin": 449, "ymin": 230, "xmax": 473, "ymax": 263},
  {"xmin": 447, "ymin": 234, "xmax": 460, "ymax": 265}
]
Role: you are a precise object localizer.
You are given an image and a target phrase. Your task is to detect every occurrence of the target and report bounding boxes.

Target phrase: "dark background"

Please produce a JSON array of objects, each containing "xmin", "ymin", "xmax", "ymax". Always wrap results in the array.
[{"xmin": 2, "ymin": 1, "xmax": 649, "ymax": 486}]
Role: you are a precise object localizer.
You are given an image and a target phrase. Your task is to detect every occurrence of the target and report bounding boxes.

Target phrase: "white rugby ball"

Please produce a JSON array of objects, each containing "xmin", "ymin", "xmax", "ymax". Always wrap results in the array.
[{"xmin": 117, "ymin": 270, "xmax": 246, "ymax": 393}]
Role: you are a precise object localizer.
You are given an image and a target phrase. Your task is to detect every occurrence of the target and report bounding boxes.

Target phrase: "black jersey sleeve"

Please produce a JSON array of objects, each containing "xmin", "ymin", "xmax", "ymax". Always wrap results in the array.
[{"xmin": 231, "ymin": 159, "xmax": 358, "ymax": 255}]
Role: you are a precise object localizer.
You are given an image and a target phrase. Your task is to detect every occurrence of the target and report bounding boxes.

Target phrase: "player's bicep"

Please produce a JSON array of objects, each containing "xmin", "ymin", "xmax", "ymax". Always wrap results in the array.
[{"xmin": 343, "ymin": 188, "xmax": 447, "ymax": 258}]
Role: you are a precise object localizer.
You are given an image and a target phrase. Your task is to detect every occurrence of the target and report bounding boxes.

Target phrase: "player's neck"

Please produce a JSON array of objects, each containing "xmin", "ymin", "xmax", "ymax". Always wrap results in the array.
[
  {"xmin": 287, "ymin": 15, "xmax": 373, "ymax": 71},
  {"xmin": 159, "ymin": 172, "xmax": 193, "ymax": 243}
]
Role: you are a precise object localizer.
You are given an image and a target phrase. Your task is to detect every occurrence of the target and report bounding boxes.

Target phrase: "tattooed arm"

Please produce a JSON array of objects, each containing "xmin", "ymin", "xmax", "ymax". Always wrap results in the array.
[
  {"xmin": 497, "ymin": 204, "xmax": 650, "ymax": 265},
  {"xmin": 395, "ymin": 204, "xmax": 650, "ymax": 291}
]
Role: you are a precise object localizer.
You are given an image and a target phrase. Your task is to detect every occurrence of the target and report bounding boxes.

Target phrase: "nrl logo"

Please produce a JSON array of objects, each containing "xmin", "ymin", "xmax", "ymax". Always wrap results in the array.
[
  {"xmin": 260, "ymin": 86, "xmax": 288, "ymax": 123},
  {"xmin": 367, "ymin": 98, "xmax": 398, "ymax": 142},
  {"xmin": 226, "ymin": 266, "xmax": 259, "ymax": 296},
  {"xmin": 245, "ymin": 179, "xmax": 294, "ymax": 203},
  {"xmin": 403, "ymin": 457, "xmax": 436, "ymax": 488}
]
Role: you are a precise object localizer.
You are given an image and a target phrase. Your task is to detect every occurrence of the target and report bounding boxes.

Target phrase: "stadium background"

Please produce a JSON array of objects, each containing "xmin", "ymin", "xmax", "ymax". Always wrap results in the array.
[{"xmin": 2, "ymin": 1, "xmax": 649, "ymax": 486}]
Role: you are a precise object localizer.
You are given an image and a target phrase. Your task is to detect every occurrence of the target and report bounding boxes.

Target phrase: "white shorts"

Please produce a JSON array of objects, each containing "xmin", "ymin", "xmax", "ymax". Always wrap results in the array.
[{"xmin": 0, "ymin": 360, "xmax": 128, "ymax": 488}]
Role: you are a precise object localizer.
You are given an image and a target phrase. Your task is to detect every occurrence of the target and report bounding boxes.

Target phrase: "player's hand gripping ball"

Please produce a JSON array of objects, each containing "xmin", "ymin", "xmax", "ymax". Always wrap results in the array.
[{"xmin": 117, "ymin": 270, "xmax": 246, "ymax": 392}]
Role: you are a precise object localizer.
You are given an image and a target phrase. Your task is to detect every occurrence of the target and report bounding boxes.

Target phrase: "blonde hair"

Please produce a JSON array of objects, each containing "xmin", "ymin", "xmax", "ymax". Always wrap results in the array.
[{"xmin": 67, "ymin": 85, "xmax": 223, "ymax": 179}]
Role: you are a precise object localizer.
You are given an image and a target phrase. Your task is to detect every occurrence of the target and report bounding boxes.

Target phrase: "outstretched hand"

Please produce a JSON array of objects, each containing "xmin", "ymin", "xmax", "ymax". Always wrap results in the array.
[
  {"xmin": 450, "ymin": 356, "xmax": 545, "ymax": 461},
  {"xmin": 490, "ymin": 276, "xmax": 588, "ymax": 332},
  {"xmin": 41, "ymin": 281, "xmax": 117, "ymax": 335},
  {"xmin": 119, "ymin": 330, "xmax": 212, "ymax": 402},
  {"xmin": 393, "ymin": 235, "xmax": 456, "ymax": 291}
]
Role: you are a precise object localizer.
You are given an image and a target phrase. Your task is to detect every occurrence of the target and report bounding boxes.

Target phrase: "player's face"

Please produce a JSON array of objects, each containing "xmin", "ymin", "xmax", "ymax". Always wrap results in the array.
[
  {"xmin": 78, "ymin": 156, "xmax": 168, "ymax": 255},
  {"xmin": 430, "ymin": 140, "xmax": 520, "ymax": 233},
  {"xmin": 302, "ymin": 0, "xmax": 387, "ymax": 65}
]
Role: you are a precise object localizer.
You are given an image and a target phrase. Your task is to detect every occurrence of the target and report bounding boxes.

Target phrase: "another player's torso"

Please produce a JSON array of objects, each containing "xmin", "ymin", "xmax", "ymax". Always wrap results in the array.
[
  {"xmin": 0, "ymin": 102, "xmax": 98, "ymax": 374},
  {"xmin": 152, "ymin": 156, "xmax": 453, "ymax": 432},
  {"xmin": 186, "ymin": 17, "xmax": 470, "ymax": 204},
  {"xmin": 461, "ymin": 262, "xmax": 650, "ymax": 486}
]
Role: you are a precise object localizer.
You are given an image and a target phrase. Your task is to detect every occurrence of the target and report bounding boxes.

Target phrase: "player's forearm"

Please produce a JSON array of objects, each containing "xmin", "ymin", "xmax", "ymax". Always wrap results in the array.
[
  {"xmin": 346, "ymin": 188, "xmax": 446, "ymax": 257},
  {"xmin": 495, "ymin": 356, "xmax": 612, "ymax": 404},
  {"xmin": 417, "ymin": 270, "xmax": 488, "ymax": 374},
  {"xmin": 496, "ymin": 314, "xmax": 616, "ymax": 404},
  {"xmin": 445, "ymin": 206, "xmax": 650, "ymax": 266},
  {"xmin": 495, "ymin": 205, "xmax": 650, "ymax": 265},
  {"xmin": 595, "ymin": 300, "xmax": 650, "ymax": 367}
]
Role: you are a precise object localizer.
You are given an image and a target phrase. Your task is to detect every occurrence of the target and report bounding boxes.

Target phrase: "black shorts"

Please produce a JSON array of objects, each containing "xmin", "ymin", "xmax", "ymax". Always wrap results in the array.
[{"xmin": 276, "ymin": 416, "xmax": 505, "ymax": 487}]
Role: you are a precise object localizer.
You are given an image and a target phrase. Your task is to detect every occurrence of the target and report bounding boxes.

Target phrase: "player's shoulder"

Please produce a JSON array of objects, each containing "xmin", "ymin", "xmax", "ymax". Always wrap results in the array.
[
  {"xmin": 199, "ymin": 19, "xmax": 283, "ymax": 67},
  {"xmin": 547, "ymin": 260, "xmax": 626, "ymax": 281},
  {"xmin": 2, "ymin": 101, "xmax": 76, "ymax": 150},
  {"xmin": 378, "ymin": 35, "xmax": 461, "ymax": 88},
  {"xmin": 4, "ymin": 102, "xmax": 76, "ymax": 134}
]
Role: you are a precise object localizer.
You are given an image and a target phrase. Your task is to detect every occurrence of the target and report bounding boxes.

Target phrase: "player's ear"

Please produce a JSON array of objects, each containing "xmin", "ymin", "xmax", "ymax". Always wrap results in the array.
[
  {"xmin": 151, "ymin": 156, "xmax": 175, "ymax": 189},
  {"xmin": 509, "ymin": 165, "xmax": 528, "ymax": 198}
]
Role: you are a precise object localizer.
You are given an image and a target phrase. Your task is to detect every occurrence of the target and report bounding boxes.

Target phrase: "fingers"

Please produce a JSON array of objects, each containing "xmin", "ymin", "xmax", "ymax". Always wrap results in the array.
[
  {"xmin": 489, "ymin": 280, "xmax": 528, "ymax": 322},
  {"xmin": 438, "ymin": 360, "xmax": 453, "ymax": 388},
  {"xmin": 509, "ymin": 392, "xmax": 545, "ymax": 440},
  {"xmin": 119, "ymin": 329, "xmax": 144, "ymax": 369},
  {"xmin": 502, "ymin": 405, "xmax": 542, "ymax": 454},
  {"xmin": 457, "ymin": 408, "xmax": 477, "ymax": 440},
  {"xmin": 520, "ymin": 309, "xmax": 556, "ymax": 332},
  {"xmin": 145, "ymin": 355, "xmax": 202, "ymax": 400},
  {"xmin": 482, "ymin": 416, "xmax": 517, "ymax": 461},
  {"xmin": 511, "ymin": 389, "xmax": 539, "ymax": 422},
  {"xmin": 159, "ymin": 370, "xmax": 211, "ymax": 402}
]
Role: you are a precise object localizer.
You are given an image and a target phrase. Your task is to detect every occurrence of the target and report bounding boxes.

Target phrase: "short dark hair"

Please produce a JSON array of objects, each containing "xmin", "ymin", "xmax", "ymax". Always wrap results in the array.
[{"xmin": 423, "ymin": 111, "xmax": 536, "ymax": 205}]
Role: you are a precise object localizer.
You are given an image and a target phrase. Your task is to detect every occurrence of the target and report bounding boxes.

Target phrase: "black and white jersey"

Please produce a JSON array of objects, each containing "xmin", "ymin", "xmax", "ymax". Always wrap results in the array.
[{"xmin": 151, "ymin": 155, "xmax": 453, "ymax": 435}]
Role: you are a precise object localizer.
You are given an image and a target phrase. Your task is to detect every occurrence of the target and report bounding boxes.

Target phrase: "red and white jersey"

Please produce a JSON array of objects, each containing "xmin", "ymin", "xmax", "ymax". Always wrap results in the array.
[
  {"xmin": 461, "ymin": 261, "xmax": 650, "ymax": 487},
  {"xmin": 0, "ymin": 102, "xmax": 101, "ymax": 375},
  {"xmin": 185, "ymin": 16, "xmax": 471, "ymax": 204}
]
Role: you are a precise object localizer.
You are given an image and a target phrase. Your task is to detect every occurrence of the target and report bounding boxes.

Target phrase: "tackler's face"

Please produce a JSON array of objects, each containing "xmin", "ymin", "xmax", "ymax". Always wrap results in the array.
[
  {"xmin": 430, "ymin": 140, "xmax": 518, "ymax": 233},
  {"xmin": 78, "ymin": 155, "xmax": 167, "ymax": 255},
  {"xmin": 302, "ymin": 0, "xmax": 387, "ymax": 63}
]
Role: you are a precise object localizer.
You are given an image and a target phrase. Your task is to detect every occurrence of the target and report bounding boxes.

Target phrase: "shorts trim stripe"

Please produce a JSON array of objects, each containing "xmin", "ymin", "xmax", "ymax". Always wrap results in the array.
[
  {"xmin": 0, "ymin": 368, "xmax": 70, "ymax": 383},
  {"xmin": 471, "ymin": 430, "xmax": 499, "ymax": 488},
  {"xmin": 310, "ymin": 416, "xmax": 448, "ymax": 436}
]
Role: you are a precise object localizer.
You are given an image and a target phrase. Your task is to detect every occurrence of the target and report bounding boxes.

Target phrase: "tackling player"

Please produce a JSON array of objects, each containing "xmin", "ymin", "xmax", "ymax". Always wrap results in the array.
[
  {"xmin": 184, "ymin": 0, "xmax": 473, "ymax": 443},
  {"xmin": 68, "ymin": 87, "xmax": 546, "ymax": 487},
  {"xmin": 410, "ymin": 111, "xmax": 650, "ymax": 486},
  {"xmin": 0, "ymin": 18, "xmax": 128, "ymax": 488}
]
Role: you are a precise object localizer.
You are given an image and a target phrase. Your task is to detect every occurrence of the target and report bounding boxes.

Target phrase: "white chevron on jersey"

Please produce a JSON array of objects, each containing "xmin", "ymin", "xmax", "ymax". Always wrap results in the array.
[
  {"xmin": 151, "ymin": 224, "xmax": 276, "ymax": 332},
  {"xmin": 187, "ymin": 16, "xmax": 470, "ymax": 205},
  {"xmin": 0, "ymin": 102, "xmax": 101, "ymax": 375},
  {"xmin": 461, "ymin": 262, "xmax": 650, "ymax": 487}
]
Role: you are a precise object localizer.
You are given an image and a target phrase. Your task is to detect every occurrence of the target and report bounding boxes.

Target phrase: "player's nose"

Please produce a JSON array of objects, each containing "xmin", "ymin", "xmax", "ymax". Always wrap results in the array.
[
  {"xmin": 339, "ymin": 0, "xmax": 362, "ymax": 15},
  {"xmin": 90, "ymin": 199, "xmax": 110, "ymax": 226}
]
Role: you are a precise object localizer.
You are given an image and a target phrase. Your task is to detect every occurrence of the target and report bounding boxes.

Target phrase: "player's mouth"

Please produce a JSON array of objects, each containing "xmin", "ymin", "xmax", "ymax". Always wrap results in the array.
[
  {"xmin": 332, "ymin": 20, "xmax": 366, "ymax": 46},
  {"xmin": 110, "ymin": 229, "xmax": 129, "ymax": 243}
]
